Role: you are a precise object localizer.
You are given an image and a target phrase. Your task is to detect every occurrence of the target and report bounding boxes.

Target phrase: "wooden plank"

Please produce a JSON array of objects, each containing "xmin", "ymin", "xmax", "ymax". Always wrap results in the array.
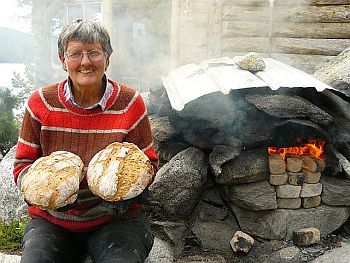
[
  {"xmin": 223, "ymin": 21, "xmax": 350, "ymax": 39},
  {"xmin": 272, "ymin": 22, "xmax": 350, "ymax": 38},
  {"xmin": 270, "ymin": 53, "xmax": 335, "ymax": 73},
  {"xmin": 223, "ymin": 5, "xmax": 350, "ymax": 22},
  {"xmin": 208, "ymin": 0, "xmax": 223, "ymax": 58},
  {"xmin": 276, "ymin": 0, "xmax": 350, "ymax": 5},
  {"xmin": 223, "ymin": 21, "xmax": 272, "ymax": 37},
  {"xmin": 222, "ymin": 0, "xmax": 270, "ymax": 5},
  {"xmin": 275, "ymin": 5, "xmax": 350, "ymax": 23},
  {"xmin": 221, "ymin": 0, "xmax": 350, "ymax": 5},
  {"xmin": 222, "ymin": 37, "xmax": 350, "ymax": 55},
  {"xmin": 222, "ymin": 37, "xmax": 270, "ymax": 53},
  {"xmin": 272, "ymin": 37, "xmax": 350, "ymax": 55},
  {"xmin": 223, "ymin": 5, "xmax": 270, "ymax": 22}
]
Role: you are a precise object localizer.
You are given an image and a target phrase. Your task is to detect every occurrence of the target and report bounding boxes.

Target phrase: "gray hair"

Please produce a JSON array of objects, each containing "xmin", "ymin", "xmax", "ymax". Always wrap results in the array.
[{"xmin": 58, "ymin": 19, "xmax": 113, "ymax": 57}]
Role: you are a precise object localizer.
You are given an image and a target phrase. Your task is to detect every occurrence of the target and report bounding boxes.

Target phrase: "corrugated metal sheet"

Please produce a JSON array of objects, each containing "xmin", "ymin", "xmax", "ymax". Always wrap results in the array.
[{"xmin": 162, "ymin": 57, "xmax": 334, "ymax": 111}]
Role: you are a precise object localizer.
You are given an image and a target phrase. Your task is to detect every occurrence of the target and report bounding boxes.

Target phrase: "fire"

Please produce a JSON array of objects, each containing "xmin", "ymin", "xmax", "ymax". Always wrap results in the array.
[{"xmin": 268, "ymin": 140, "xmax": 325, "ymax": 160}]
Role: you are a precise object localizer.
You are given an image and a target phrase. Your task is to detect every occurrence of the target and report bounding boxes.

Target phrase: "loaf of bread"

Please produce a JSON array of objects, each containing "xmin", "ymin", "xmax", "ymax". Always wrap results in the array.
[
  {"xmin": 87, "ymin": 142, "xmax": 153, "ymax": 201},
  {"xmin": 20, "ymin": 151, "xmax": 84, "ymax": 210}
]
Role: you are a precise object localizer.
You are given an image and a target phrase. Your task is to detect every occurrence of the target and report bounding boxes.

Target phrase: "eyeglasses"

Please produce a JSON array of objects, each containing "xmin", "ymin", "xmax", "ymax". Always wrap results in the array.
[{"xmin": 65, "ymin": 50, "xmax": 106, "ymax": 62}]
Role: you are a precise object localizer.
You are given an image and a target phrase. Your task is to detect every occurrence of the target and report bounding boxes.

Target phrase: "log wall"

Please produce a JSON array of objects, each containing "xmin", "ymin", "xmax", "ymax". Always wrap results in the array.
[{"xmin": 172, "ymin": 0, "xmax": 350, "ymax": 73}]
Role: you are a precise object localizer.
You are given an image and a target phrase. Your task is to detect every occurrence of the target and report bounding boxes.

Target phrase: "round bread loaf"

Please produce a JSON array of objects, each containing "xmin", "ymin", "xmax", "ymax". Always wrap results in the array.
[
  {"xmin": 87, "ymin": 142, "xmax": 153, "ymax": 201},
  {"xmin": 21, "ymin": 151, "xmax": 84, "ymax": 210}
]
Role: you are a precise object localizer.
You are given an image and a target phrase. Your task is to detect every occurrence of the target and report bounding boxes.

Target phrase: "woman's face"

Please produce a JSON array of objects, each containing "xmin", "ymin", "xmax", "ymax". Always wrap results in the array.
[{"xmin": 60, "ymin": 41, "xmax": 109, "ymax": 90}]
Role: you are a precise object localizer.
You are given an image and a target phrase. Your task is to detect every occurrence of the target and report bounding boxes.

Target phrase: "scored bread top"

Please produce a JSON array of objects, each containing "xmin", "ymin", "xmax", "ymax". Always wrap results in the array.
[
  {"xmin": 87, "ymin": 142, "xmax": 153, "ymax": 201},
  {"xmin": 21, "ymin": 151, "xmax": 84, "ymax": 210}
]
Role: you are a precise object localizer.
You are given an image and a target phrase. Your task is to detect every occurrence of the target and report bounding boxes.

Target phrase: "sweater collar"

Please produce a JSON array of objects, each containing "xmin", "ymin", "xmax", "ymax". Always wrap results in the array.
[
  {"xmin": 63, "ymin": 75, "xmax": 113, "ymax": 111},
  {"xmin": 58, "ymin": 78, "xmax": 120, "ymax": 115}
]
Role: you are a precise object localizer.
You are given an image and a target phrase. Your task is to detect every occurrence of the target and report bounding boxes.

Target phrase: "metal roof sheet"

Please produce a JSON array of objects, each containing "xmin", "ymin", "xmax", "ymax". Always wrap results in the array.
[{"xmin": 162, "ymin": 57, "xmax": 334, "ymax": 111}]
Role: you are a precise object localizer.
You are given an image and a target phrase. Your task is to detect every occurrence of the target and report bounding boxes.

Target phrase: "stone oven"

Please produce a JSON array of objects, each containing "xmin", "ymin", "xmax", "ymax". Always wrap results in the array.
[{"xmin": 147, "ymin": 56, "xmax": 350, "ymax": 256}]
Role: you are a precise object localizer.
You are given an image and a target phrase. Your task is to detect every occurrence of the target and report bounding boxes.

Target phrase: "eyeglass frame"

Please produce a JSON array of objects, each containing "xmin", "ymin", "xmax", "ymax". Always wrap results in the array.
[{"xmin": 64, "ymin": 49, "xmax": 107, "ymax": 62}]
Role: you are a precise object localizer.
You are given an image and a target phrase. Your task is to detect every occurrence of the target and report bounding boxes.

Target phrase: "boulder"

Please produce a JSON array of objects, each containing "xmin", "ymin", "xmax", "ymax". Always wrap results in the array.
[
  {"xmin": 230, "ymin": 204, "xmax": 350, "ymax": 240},
  {"xmin": 217, "ymin": 148, "xmax": 269, "ymax": 185},
  {"xmin": 0, "ymin": 146, "xmax": 27, "ymax": 224},
  {"xmin": 225, "ymin": 181, "xmax": 277, "ymax": 211},
  {"xmin": 314, "ymin": 47, "xmax": 350, "ymax": 96},
  {"xmin": 321, "ymin": 176, "xmax": 350, "ymax": 206},
  {"xmin": 150, "ymin": 147, "xmax": 208, "ymax": 220}
]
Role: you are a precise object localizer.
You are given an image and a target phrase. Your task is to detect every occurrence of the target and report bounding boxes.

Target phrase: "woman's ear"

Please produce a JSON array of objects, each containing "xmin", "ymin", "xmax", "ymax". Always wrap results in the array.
[
  {"xmin": 59, "ymin": 55, "xmax": 67, "ymax": 71},
  {"xmin": 105, "ymin": 56, "xmax": 110, "ymax": 71}
]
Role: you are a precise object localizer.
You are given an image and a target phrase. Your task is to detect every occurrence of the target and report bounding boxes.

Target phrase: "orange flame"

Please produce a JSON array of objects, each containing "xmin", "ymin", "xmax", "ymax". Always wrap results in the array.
[{"xmin": 268, "ymin": 140, "xmax": 325, "ymax": 160}]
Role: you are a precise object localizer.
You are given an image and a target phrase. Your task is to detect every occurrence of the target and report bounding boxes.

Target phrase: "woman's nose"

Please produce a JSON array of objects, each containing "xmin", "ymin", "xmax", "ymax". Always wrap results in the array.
[{"xmin": 80, "ymin": 53, "xmax": 91, "ymax": 64}]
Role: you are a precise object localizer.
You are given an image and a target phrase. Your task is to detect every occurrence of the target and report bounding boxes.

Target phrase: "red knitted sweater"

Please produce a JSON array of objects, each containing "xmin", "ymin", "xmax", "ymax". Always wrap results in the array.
[{"xmin": 13, "ymin": 79, "xmax": 158, "ymax": 232}]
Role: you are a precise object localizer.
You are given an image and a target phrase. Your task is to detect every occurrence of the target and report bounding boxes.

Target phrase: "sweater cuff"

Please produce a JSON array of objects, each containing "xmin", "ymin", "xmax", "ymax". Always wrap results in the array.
[{"xmin": 17, "ymin": 165, "xmax": 31, "ymax": 191}]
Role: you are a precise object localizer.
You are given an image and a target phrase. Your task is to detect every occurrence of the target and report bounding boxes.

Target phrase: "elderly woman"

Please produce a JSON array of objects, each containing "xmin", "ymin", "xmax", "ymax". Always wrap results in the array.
[{"xmin": 14, "ymin": 19, "xmax": 158, "ymax": 262}]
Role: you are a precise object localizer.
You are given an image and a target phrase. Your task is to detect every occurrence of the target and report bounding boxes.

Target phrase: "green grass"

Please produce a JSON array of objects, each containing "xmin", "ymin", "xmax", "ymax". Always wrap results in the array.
[{"xmin": 0, "ymin": 218, "xmax": 28, "ymax": 253}]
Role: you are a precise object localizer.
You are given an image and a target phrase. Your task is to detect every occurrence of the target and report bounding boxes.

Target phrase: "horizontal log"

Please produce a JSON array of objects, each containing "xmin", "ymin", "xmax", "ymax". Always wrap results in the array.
[
  {"xmin": 272, "ymin": 37, "xmax": 350, "ymax": 55},
  {"xmin": 223, "ymin": 5, "xmax": 350, "ymax": 22},
  {"xmin": 222, "ymin": 21, "xmax": 270, "ymax": 37},
  {"xmin": 222, "ymin": 37, "xmax": 350, "ymax": 55},
  {"xmin": 222, "ymin": 0, "xmax": 269, "ymax": 6},
  {"xmin": 276, "ymin": 0, "xmax": 350, "ymax": 5},
  {"xmin": 222, "ymin": 37, "xmax": 270, "ymax": 53},
  {"xmin": 271, "ymin": 53, "xmax": 335, "ymax": 73},
  {"xmin": 223, "ymin": 21, "xmax": 350, "ymax": 39},
  {"xmin": 275, "ymin": 5, "xmax": 350, "ymax": 22},
  {"xmin": 223, "ymin": 6, "xmax": 270, "ymax": 22},
  {"xmin": 222, "ymin": 0, "xmax": 350, "ymax": 5}
]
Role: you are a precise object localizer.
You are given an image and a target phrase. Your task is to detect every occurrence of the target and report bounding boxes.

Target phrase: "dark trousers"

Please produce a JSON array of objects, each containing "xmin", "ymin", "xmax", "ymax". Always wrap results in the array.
[{"xmin": 21, "ymin": 212, "xmax": 154, "ymax": 263}]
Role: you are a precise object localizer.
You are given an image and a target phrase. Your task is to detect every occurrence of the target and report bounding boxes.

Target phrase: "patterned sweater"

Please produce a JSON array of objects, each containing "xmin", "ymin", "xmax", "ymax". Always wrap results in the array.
[{"xmin": 13, "ymin": 79, "xmax": 158, "ymax": 232}]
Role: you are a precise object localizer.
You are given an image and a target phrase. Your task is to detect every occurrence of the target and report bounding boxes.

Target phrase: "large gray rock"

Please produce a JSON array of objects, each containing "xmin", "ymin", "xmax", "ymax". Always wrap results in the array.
[
  {"xmin": 217, "ymin": 148, "xmax": 269, "ymax": 185},
  {"xmin": 314, "ymin": 47, "xmax": 350, "ymax": 96},
  {"xmin": 145, "ymin": 236, "xmax": 175, "ymax": 263},
  {"xmin": 150, "ymin": 147, "xmax": 208, "ymax": 220},
  {"xmin": 225, "ymin": 181, "xmax": 277, "ymax": 211},
  {"xmin": 150, "ymin": 116, "xmax": 179, "ymax": 142},
  {"xmin": 321, "ymin": 176, "xmax": 350, "ymax": 206},
  {"xmin": 209, "ymin": 144, "xmax": 241, "ymax": 177},
  {"xmin": 0, "ymin": 146, "xmax": 27, "ymax": 224},
  {"xmin": 245, "ymin": 94, "xmax": 333, "ymax": 126},
  {"xmin": 230, "ymin": 204, "xmax": 350, "ymax": 240},
  {"xmin": 191, "ymin": 215, "xmax": 239, "ymax": 254}
]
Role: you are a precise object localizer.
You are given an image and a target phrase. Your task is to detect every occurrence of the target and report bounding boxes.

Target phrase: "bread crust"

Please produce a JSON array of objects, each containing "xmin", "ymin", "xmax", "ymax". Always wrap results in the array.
[
  {"xmin": 21, "ymin": 151, "xmax": 84, "ymax": 210},
  {"xmin": 87, "ymin": 142, "xmax": 153, "ymax": 201}
]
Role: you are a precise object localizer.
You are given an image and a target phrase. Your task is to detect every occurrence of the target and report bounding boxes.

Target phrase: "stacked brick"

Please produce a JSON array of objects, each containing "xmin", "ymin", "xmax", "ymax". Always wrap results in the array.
[{"xmin": 269, "ymin": 154, "xmax": 326, "ymax": 209}]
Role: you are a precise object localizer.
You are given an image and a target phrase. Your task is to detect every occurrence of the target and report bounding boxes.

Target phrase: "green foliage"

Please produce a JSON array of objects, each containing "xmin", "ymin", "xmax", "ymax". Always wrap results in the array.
[
  {"xmin": 12, "ymin": 63, "xmax": 36, "ymax": 103},
  {"xmin": 0, "ymin": 88, "xmax": 19, "ymax": 156},
  {"xmin": 0, "ymin": 218, "xmax": 28, "ymax": 252}
]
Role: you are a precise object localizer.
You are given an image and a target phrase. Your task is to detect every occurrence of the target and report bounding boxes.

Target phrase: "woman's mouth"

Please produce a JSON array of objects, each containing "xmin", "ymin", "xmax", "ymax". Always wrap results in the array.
[{"xmin": 79, "ymin": 69, "xmax": 94, "ymax": 74}]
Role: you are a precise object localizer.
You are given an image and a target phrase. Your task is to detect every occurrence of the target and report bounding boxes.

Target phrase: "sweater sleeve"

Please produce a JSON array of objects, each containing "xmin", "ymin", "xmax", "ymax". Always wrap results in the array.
[
  {"xmin": 124, "ymin": 93, "xmax": 158, "ymax": 174},
  {"xmin": 13, "ymin": 97, "xmax": 42, "ymax": 186}
]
